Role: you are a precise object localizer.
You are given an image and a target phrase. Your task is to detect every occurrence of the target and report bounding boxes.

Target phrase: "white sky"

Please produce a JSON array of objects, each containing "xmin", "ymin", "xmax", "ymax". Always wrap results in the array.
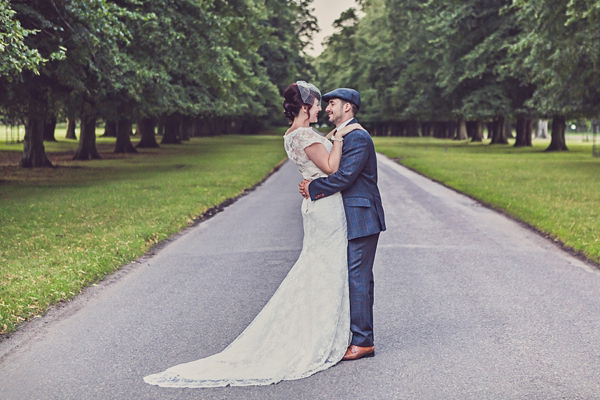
[{"xmin": 307, "ymin": 0, "xmax": 360, "ymax": 57}]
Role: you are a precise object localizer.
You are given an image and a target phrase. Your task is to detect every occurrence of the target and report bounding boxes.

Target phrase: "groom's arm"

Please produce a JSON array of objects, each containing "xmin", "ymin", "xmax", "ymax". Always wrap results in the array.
[{"xmin": 308, "ymin": 131, "xmax": 370, "ymax": 201}]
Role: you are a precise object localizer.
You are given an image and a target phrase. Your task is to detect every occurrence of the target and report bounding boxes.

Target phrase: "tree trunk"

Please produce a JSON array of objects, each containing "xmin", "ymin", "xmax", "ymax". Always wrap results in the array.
[
  {"xmin": 73, "ymin": 115, "xmax": 101, "ymax": 160},
  {"xmin": 180, "ymin": 117, "xmax": 191, "ymax": 141},
  {"xmin": 43, "ymin": 115, "xmax": 57, "ymax": 142},
  {"xmin": 65, "ymin": 118, "xmax": 77, "ymax": 140},
  {"xmin": 505, "ymin": 119, "xmax": 514, "ymax": 138},
  {"xmin": 136, "ymin": 117, "xmax": 159, "ymax": 148},
  {"xmin": 21, "ymin": 99, "xmax": 53, "ymax": 168},
  {"xmin": 445, "ymin": 121, "xmax": 457, "ymax": 139},
  {"xmin": 224, "ymin": 117, "xmax": 234, "ymax": 134},
  {"xmin": 199, "ymin": 118, "xmax": 212, "ymax": 136},
  {"xmin": 421, "ymin": 122, "xmax": 432, "ymax": 137},
  {"xmin": 546, "ymin": 116, "xmax": 568, "ymax": 151},
  {"xmin": 371, "ymin": 122, "xmax": 380, "ymax": 136},
  {"xmin": 157, "ymin": 118, "xmax": 165, "ymax": 136},
  {"xmin": 384, "ymin": 122, "xmax": 393, "ymax": 136},
  {"xmin": 593, "ymin": 120, "xmax": 600, "ymax": 157},
  {"xmin": 526, "ymin": 118, "xmax": 533, "ymax": 146},
  {"xmin": 237, "ymin": 118, "xmax": 261, "ymax": 135},
  {"xmin": 406, "ymin": 120, "xmax": 420, "ymax": 137},
  {"xmin": 490, "ymin": 116, "xmax": 508, "ymax": 144},
  {"xmin": 514, "ymin": 116, "xmax": 533, "ymax": 147},
  {"xmin": 433, "ymin": 121, "xmax": 445, "ymax": 138},
  {"xmin": 103, "ymin": 120, "xmax": 117, "ymax": 137},
  {"xmin": 380, "ymin": 122, "xmax": 390, "ymax": 136},
  {"xmin": 535, "ymin": 120, "xmax": 548, "ymax": 138},
  {"xmin": 114, "ymin": 119, "xmax": 137, "ymax": 153},
  {"xmin": 486, "ymin": 122, "xmax": 494, "ymax": 139},
  {"xmin": 382, "ymin": 122, "xmax": 390, "ymax": 136},
  {"xmin": 389, "ymin": 121, "xmax": 400, "ymax": 136},
  {"xmin": 161, "ymin": 115, "xmax": 181, "ymax": 144},
  {"xmin": 467, "ymin": 121, "xmax": 483, "ymax": 142},
  {"xmin": 455, "ymin": 119, "xmax": 468, "ymax": 140},
  {"xmin": 192, "ymin": 118, "xmax": 206, "ymax": 137}
]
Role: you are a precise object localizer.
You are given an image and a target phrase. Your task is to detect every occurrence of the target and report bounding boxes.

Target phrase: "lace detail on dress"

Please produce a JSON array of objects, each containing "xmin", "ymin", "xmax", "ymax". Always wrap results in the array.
[{"xmin": 283, "ymin": 127, "xmax": 332, "ymax": 180}]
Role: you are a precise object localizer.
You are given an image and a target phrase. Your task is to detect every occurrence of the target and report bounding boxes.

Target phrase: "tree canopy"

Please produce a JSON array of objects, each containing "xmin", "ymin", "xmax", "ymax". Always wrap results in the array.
[
  {"xmin": 1, "ymin": 0, "xmax": 319, "ymax": 166},
  {"xmin": 315, "ymin": 0, "xmax": 600, "ymax": 149}
]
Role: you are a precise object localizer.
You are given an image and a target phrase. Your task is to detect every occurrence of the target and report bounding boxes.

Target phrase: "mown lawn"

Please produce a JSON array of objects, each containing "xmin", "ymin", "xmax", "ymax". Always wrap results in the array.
[
  {"xmin": 374, "ymin": 137, "xmax": 600, "ymax": 265},
  {"xmin": 0, "ymin": 131, "xmax": 286, "ymax": 334}
]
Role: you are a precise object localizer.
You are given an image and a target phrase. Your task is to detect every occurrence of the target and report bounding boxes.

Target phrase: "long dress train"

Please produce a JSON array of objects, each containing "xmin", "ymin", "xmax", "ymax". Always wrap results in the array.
[{"xmin": 143, "ymin": 127, "xmax": 350, "ymax": 388}]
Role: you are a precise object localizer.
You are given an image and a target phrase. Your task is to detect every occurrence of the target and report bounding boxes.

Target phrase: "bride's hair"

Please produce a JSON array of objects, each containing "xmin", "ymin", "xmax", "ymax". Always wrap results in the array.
[{"xmin": 283, "ymin": 83, "xmax": 320, "ymax": 121}]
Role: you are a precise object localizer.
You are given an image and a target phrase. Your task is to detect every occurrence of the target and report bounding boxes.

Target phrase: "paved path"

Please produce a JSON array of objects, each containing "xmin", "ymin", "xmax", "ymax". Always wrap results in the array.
[{"xmin": 2, "ymin": 155, "xmax": 600, "ymax": 399}]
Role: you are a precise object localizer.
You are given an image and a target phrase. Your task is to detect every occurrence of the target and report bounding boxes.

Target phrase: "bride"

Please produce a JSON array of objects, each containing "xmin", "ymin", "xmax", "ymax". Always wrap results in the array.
[{"xmin": 144, "ymin": 81, "xmax": 361, "ymax": 388}]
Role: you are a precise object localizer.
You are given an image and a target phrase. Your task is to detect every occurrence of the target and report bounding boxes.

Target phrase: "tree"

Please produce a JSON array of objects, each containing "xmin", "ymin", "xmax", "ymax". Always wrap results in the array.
[
  {"xmin": 258, "ymin": 0, "xmax": 317, "ymax": 125},
  {"xmin": 0, "ymin": 0, "xmax": 45, "ymax": 77},
  {"xmin": 114, "ymin": 119, "xmax": 136, "ymax": 153},
  {"xmin": 65, "ymin": 118, "xmax": 77, "ymax": 140},
  {"xmin": 511, "ymin": 0, "xmax": 600, "ymax": 151},
  {"xmin": 4, "ymin": 0, "xmax": 127, "ymax": 164}
]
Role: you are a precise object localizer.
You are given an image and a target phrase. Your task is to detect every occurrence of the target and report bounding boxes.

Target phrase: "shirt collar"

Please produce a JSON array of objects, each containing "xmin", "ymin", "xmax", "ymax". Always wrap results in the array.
[{"xmin": 337, "ymin": 118, "xmax": 354, "ymax": 130}]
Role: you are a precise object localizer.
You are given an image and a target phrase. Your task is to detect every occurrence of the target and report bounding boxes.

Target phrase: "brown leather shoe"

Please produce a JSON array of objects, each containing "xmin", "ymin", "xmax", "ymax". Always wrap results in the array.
[{"xmin": 341, "ymin": 345, "xmax": 375, "ymax": 361}]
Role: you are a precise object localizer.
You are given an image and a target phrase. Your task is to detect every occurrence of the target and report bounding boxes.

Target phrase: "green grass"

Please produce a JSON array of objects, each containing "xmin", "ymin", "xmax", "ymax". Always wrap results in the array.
[
  {"xmin": 373, "ymin": 137, "xmax": 600, "ymax": 265},
  {"xmin": 0, "ymin": 130, "xmax": 286, "ymax": 334}
]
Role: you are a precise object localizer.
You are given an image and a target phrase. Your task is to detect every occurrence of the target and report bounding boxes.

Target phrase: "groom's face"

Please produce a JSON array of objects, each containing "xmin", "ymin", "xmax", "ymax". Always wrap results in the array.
[{"xmin": 325, "ymin": 99, "xmax": 345, "ymax": 126}]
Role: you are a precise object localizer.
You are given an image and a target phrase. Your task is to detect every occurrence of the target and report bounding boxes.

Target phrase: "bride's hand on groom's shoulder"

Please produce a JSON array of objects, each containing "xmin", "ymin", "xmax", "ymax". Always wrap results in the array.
[{"xmin": 336, "ymin": 123, "xmax": 364, "ymax": 138}]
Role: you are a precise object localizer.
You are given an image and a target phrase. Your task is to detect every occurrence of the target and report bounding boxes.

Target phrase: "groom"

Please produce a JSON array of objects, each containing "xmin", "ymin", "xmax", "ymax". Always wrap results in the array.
[{"xmin": 299, "ymin": 88, "xmax": 386, "ymax": 361}]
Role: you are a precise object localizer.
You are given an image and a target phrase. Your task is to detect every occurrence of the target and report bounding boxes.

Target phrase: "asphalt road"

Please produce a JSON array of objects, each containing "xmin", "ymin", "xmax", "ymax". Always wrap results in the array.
[{"xmin": 2, "ymin": 154, "xmax": 600, "ymax": 399}]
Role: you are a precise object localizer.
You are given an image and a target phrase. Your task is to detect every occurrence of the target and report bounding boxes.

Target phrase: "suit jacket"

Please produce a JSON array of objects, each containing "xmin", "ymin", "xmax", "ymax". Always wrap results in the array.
[{"xmin": 308, "ymin": 119, "xmax": 386, "ymax": 240}]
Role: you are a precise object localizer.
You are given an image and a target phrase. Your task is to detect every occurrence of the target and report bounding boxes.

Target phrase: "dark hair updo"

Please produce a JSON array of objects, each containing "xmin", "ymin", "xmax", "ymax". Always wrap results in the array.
[{"xmin": 283, "ymin": 83, "xmax": 320, "ymax": 121}]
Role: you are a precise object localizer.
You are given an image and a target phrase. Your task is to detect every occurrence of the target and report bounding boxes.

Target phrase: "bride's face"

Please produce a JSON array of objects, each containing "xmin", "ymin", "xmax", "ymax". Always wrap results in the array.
[{"xmin": 308, "ymin": 97, "xmax": 321, "ymax": 123}]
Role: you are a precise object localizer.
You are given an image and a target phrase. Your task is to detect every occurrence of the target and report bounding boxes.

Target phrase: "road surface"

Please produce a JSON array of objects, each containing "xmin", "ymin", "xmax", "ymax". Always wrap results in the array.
[{"xmin": 1, "ymin": 154, "xmax": 600, "ymax": 399}]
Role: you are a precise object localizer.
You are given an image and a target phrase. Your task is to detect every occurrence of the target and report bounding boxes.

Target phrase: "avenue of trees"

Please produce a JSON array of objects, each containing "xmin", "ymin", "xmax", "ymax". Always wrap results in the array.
[
  {"xmin": 3, "ymin": 0, "xmax": 599, "ymax": 169},
  {"xmin": 316, "ymin": 0, "xmax": 600, "ymax": 151},
  {"xmin": 0, "ymin": 0, "xmax": 317, "ymax": 167}
]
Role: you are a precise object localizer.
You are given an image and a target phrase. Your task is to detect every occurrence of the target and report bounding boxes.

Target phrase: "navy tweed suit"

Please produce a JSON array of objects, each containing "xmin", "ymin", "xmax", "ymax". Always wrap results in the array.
[{"xmin": 308, "ymin": 119, "xmax": 385, "ymax": 347}]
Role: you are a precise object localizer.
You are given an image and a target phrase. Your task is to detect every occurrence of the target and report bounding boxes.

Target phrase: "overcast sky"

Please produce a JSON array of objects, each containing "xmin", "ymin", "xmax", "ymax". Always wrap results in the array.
[{"xmin": 307, "ymin": 0, "xmax": 360, "ymax": 57}]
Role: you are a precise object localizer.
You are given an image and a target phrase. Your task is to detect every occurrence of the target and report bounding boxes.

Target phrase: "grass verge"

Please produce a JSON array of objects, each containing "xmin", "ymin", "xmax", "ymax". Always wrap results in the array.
[
  {"xmin": 0, "ymin": 133, "xmax": 286, "ymax": 334},
  {"xmin": 373, "ymin": 137, "xmax": 600, "ymax": 266}
]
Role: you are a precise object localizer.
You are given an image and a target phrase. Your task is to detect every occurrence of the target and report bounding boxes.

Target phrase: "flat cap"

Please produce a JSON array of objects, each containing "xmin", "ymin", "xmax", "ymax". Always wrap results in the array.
[{"xmin": 322, "ymin": 88, "xmax": 360, "ymax": 110}]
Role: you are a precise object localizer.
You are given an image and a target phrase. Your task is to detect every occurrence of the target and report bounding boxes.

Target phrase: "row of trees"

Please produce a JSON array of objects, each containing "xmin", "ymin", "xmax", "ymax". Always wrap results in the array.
[
  {"xmin": 0, "ymin": 0, "xmax": 317, "ymax": 167},
  {"xmin": 316, "ymin": 0, "xmax": 600, "ymax": 151}
]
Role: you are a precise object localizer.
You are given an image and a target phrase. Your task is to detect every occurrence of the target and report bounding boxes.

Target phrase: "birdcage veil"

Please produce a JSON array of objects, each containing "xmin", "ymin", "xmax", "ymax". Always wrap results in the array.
[{"xmin": 296, "ymin": 81, "xmax": 321, "ymax": 104}]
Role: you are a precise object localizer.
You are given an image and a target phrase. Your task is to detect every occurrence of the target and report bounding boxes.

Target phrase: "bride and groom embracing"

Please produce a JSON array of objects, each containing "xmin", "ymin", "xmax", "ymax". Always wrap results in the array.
[{"xmin": 144, "ymin": 81, "xmax": 386, "ymax": 388}]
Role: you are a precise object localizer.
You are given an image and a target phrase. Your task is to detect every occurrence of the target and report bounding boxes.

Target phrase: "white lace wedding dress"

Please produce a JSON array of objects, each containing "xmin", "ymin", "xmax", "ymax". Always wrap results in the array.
[{"xmin": 143, "ymin": 127, "xmax": 350, "ymax": 388}]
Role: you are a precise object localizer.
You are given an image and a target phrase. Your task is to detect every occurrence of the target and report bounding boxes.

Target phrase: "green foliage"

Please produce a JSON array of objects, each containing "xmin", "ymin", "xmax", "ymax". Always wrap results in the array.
[
  {"xmin": 1, "ymin": 0, "xmax": 319, "ymax": 131},
  {"xmin": 0, "ymin": 0, "xmax": 132, "ymax": 120},
  {"xmin": 315, "ymin": 4, "xmax": 362, "ymax": 98},
  {"xmin": 511, "ymin": 0, "xmax": 600, "ymax": 117},
  {"xmin": 316, "ymin": 0, "xmax": 600, "ymax": 125},
  {"xmin": 258, "ymin": 0, "xmax": 317, "ymax": 123},
  {"xmin": 0, "ymin": 0, "xmax": 46, "ymax": 77}
]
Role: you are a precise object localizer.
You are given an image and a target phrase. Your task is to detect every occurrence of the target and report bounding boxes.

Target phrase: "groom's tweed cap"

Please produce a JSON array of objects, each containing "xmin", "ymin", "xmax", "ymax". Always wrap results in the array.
[{"xmin": 322, "ymin": 88, "xmax": 360, "ymax": 110}]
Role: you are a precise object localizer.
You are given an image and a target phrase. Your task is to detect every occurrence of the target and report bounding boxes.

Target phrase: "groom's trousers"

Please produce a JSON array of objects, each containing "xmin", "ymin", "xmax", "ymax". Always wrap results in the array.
[{"xmin": 347, "ymin": 232, "xmax": 380, "ymax": 347}]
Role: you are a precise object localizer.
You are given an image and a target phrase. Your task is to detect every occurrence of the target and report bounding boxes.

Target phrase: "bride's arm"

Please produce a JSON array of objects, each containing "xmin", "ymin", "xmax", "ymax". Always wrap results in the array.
[
  {"xmin": 324, "ymin": 123, "xmax": 363, "ymax": 140},
  {"xmin": 304, "ymin": 133, "xmax": 344, "ymax": 175},
  {"xmin": 305, "ymin": 123, "xmax": 365, "ymax": 174}
]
